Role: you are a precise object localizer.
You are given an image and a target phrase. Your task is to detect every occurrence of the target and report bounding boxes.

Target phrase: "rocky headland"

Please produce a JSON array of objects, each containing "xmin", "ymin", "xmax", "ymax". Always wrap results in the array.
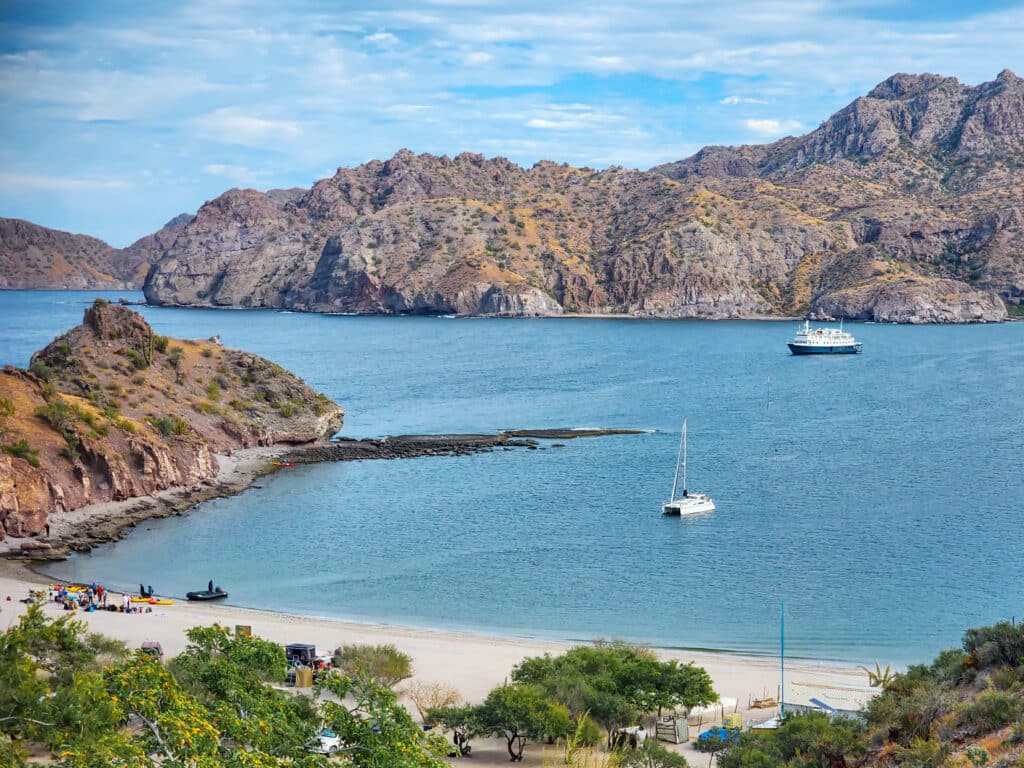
[
  {"xmin": 0, "ymin": 214, "xmax": 191, "ymax": 290},
  {"xmin": 0, "ymin": 301, "xmax": 344, "ymax": 547},
  {"xmin": 4, "ymin": 70, "xmax": 1024, "ymax": 322}
]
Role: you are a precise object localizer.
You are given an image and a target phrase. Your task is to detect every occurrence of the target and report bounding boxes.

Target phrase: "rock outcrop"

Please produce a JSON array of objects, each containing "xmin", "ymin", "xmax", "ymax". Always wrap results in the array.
[
  {"xmin": 0, "ymin": 214, "xmax": 191, "ymax": 290},
  {"xmin": 0, "ymin": 302, "xmax": 343, "ymax": 539}
]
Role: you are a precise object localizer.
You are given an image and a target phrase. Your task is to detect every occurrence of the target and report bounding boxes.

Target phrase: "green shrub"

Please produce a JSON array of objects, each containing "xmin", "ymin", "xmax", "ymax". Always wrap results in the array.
[
  {"xmin": 92, "ymin": 297, "xmax": 109, "ymax": 308},
  {"xmin": 201, "ymin": 347, "xmax": 213, "ymax": 358},
  {"xmin": 204, "ymin": 381, "xmax": 221, "ymax": 401},
  {"xmin": 29, "ymin": 359, "xmax": 55, "ymax": 382},
  {"xmin": 167, "ymin": 346, "xmax": 185, "ymax": 370},
  {"xmin": 277, "ymin": 402, "xmax": 297, "ymax": 417},
  {"xmin": 893, "ymin": 737, "xmax": 950, "ymax": 768},
  {"xmin": 963, "ymin": 622, "xmax": 1024, "ymax": 670},
  {"xmin": 60, "ymin": 432, "xmax": 80, "ymax": 464},
  {"xmin": 146, "ymin": 415, "xmax": 189, "ymax": 438},
  {"xmin": 2, "ymin": 439, "xmax": 41, "ymax": 468},
  {"xmin": 620, "ymin": 741, "xmax": 689, "ymax": 767},
  {"xmin": 35, "ymin": 400, "xmax": 77, "ymax": 434},
  {"xmin": 152, "ymin": 335, "xmax": 169, "ymax": 353},
  {"xmin": 958, "ymin": 690, "xmax": 1022, "ymax": 733},
  {"xmin": 125, "ymin": 349, "xmax": 148, "ymax": 370}
]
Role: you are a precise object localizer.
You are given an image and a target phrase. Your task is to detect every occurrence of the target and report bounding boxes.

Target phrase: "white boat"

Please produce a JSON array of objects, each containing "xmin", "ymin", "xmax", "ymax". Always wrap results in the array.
[
  {"xmin": 662, "ymin": 420, "xmax": 716, "ymax": 516},
  {"xmin": 787, "ymin": 319, "xmax": 862, "ymax": 355}
]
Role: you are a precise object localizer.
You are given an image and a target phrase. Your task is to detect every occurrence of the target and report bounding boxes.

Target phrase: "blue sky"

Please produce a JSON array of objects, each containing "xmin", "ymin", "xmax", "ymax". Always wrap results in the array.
[{"xmin": 1, "ymin": 0, "xmax": 1022, "ymax": 246}]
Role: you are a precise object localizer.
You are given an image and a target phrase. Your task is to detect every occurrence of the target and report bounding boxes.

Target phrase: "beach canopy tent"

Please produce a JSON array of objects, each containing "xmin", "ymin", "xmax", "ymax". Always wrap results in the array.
[
  {"xmin": 686, "ymin": 697, "xmax": 738, "ymax": 724},
  {"xmin": 784, "ymin": 682, "xmax": 877, "ymax": 719}
]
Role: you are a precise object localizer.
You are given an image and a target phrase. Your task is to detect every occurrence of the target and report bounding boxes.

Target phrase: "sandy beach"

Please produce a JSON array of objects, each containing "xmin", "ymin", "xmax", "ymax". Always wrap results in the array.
[{"xmin": 0, "ymin": 557, "xmax": 867, "ymax": 764}]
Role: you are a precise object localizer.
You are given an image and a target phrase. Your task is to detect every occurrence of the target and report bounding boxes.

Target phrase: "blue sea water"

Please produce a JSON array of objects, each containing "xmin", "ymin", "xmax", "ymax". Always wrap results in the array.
[{"xmin": 3, "ymin": 290, "xmax": 1023, "ymax": 664}]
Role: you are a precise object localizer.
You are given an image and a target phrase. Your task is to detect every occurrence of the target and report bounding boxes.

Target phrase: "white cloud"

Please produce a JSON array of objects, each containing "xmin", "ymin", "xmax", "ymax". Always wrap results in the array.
[
  {"xmin": 201, "ymin": 163, "xmax": 272, "ymax": 184},
  {"xmin": 364, "ymin": 31, "xmax": 399, "ymax": 47},
  {"xmin": 463, "ymin": 51, "xmax": 493, "ymax": 65},
  {"xmin": 192, "ymin": 109, "xmax": 303, "ymax": 149},
  {"xmin": 744, "ymin": 118, "xmax": 804, "ymax": 135},
  {"xmin": 0, "ymin": 172, "xmax": 134, "ymax": 191},
  {"xmin": 721, "ymin": 96, "xmax": 768, "ymax": 105}
]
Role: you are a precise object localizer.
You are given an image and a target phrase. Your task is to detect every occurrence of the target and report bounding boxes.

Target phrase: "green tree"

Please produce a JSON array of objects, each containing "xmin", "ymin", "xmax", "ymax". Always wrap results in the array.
[
  {"xmin": 170, "ymin": 625, "xmax": 317, "ymax": 760},
  {"xmin": 332, "ymin": 643, "xmax": 413, "ymax": 688},
  {"xmin": 620, "ymin": 740, "xmax": 691, "ymax": 768},
  {"xmin": 475, "ymin": 683, "xmax": 571, "ymax": 762},
  {"xmin": 512, "ymin": 642, "xmax": 716, "ymax": 740},
  {"xmin": 318, "ymin": 673, "xmax": 449, "ymax": 767},
  {"xmin": 428, "ymin": 703, "xmax": 479, "ymax": 756}
]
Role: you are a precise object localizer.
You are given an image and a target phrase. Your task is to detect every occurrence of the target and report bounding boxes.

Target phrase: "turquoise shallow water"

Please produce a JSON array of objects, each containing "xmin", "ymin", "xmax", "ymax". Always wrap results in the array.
[{"xmin": 3, "ymin": 290, "xmax": 1024, "ymax": 663}]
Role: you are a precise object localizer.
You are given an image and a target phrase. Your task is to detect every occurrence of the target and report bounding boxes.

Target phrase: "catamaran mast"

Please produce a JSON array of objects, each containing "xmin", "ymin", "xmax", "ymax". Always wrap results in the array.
[
  {"xmin": 682, "ymin": 419, "xmax": 688, "ymax": 494},
  {"xmin": 670, "ymin": 419, "xmax": 685, "ymax": 501}
]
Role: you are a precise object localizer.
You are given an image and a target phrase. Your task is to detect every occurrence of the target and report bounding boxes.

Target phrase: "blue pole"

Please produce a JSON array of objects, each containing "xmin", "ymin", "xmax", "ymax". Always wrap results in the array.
[{"xmin": 780, "ymin": 601, "xmax": 785, "ymax": 717}]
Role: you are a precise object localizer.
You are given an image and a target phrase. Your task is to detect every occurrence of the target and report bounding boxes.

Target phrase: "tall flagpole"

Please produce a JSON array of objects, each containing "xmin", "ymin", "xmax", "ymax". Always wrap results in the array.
[{"xmin": 780, "ymin": 601, "xmax": 786, "ymax": 717}]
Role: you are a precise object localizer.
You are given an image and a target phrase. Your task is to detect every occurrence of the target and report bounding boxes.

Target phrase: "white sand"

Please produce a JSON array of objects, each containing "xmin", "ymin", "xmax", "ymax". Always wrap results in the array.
[
  {"xmin": 0, "ymin": 565, "xmax": 870, "ymax": 765},
  {"xmin": 0, "ymin": 566, "xmax": 865, "ymax": 708}
]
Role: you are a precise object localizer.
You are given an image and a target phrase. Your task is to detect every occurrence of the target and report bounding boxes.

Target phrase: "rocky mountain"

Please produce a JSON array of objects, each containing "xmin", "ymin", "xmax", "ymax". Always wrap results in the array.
[
  {"xmin": 7, "ymin": 70, "xmax": 1023, "ymax": 322},
  {"xmin": 0, "ymin": 214, "xmax": 191, "ymax": 290},
  {"xmin": 0, "ymin": 302, "xmax": 343, "ymax": 540}
]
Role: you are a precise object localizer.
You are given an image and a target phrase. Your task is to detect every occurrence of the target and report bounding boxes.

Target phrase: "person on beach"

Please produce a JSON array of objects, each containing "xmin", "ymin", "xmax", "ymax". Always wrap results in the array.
[
  {"xmin": 122, "ymin": 593, "xmax": 131, "ymax": 612},
  {"xmin": 208, "ymin": 579, "xmax": 214, "ymax": 592}
]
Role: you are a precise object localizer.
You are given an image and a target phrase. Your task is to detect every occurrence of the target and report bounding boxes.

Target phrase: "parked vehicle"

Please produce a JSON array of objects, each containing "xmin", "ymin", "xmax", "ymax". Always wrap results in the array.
[{"xmin": 310, "ymin": 729, "xmax": 341, "ymax": 755}]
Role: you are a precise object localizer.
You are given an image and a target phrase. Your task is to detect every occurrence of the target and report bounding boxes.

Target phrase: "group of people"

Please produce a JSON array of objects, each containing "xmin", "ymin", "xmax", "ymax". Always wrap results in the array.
[{"xmin": 45, "ymin": 583, "xmax": 153, "ymax": 614}]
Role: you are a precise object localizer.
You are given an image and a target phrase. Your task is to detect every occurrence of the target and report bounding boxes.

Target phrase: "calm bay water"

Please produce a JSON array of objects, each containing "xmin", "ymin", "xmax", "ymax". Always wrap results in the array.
[{"xmin": 4, "ymin": 290, "xmax": 1023, "ymax": 663}]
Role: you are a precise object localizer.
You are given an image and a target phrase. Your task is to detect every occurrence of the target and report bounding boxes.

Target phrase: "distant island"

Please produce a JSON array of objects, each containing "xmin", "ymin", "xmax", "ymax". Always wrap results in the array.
[{"xmin": 4, "ymin": 70, "xmax": 1024, "ymax": 323}]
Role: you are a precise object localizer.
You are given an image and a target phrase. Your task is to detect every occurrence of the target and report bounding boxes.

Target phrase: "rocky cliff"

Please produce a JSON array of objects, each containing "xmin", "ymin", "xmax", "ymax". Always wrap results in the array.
[
  {"xmin": 0, "ymin": 214, "xmax": 191, "ymax": 290},
  {"xmin": 0, "ymin": 302, "xmax": 343, "ymax": 540},
  {"xmin": 138, "ymin": 71, "xmax": 1024, "ymax": 322}
]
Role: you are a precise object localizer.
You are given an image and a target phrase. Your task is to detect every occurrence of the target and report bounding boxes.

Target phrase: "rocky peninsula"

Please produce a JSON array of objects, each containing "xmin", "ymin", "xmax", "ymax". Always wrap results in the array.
[{"xmin": 0, "ymin": 302, "xmax": 343, "ymax": 547}]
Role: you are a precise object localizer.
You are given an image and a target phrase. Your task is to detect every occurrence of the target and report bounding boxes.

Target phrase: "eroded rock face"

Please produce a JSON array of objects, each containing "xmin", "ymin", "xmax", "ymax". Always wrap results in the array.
[
  {"xmin": 0, "ymin": 304, "xmax": 344, "ymax": 539},
  {"xmin": 0, "ymin": 455, "xmax": 60, "ymax": 538},
  {"xmin": 812, "ymin": 278, "xmax": 1006, "ymax": 323}
]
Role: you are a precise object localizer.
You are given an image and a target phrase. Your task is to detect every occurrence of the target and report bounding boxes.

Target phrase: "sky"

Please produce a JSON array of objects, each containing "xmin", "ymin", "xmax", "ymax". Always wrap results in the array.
[{"xmin": 1, "ymin": 0, "xmax": 1023, "ymax": 246}]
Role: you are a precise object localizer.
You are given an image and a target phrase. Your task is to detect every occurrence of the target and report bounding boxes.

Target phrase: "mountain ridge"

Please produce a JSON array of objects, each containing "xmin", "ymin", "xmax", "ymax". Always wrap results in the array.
[{"xmin": 4, "ymin": 70, "xmax": 1024, "ymax": 323}]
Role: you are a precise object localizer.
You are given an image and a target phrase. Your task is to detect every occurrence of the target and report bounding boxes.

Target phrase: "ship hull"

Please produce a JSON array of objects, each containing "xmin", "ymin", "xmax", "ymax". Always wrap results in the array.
[{"xmin": 788, "ymin": 343, "xmax": 862, "ymax": 355}]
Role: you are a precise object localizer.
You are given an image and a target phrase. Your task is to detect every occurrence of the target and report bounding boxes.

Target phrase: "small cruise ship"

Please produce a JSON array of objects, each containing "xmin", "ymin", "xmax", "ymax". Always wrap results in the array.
[{"xmin": 788, "ymin": 320, "xmax": 862, "ymax": 355}]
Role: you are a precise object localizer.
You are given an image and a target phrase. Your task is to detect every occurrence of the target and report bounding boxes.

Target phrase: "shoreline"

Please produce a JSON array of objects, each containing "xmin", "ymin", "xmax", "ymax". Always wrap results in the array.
[
  {"xmin": 0, "ymin": 445, "xmax": 288, "ymax": 561},
  {"xmin": 0, "ymin": 557, "xmax": 866, "ymax": 711}
]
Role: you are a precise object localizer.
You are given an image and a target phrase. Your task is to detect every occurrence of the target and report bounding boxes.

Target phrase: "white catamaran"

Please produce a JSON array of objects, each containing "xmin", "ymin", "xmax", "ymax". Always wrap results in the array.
[{"xmin": 661, "ymin": 419, "xmax": 716, "ymax": 516}]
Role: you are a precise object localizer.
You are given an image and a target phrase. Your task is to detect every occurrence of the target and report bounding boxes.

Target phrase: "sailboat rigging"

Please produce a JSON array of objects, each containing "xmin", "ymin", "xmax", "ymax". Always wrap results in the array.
[{"xmin": 661, "ymin": 419, "xmax": 716, "ymax": 516}]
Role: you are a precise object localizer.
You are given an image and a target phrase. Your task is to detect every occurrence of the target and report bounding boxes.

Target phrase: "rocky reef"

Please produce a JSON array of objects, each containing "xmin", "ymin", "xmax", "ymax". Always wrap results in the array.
[{"xmin": 0, "ymin": 302, "xmax": 343, "ymax": 540}]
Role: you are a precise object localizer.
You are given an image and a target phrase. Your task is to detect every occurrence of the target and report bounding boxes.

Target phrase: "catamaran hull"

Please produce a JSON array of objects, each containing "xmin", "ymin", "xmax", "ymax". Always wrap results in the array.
[
  {"xmin": 788, "ymin": 343, "xmax": 862, "ymax": 355},
  {"xmin": 662, "ymin": 499, "xmax": 716, "ymax": 516}
]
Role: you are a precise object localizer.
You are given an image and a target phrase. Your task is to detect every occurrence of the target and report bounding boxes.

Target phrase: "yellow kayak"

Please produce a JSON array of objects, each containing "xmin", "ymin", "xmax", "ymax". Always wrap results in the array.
[{"xmin": 131, "ymin": 597, "xmax": 174, "ymax": 605}]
